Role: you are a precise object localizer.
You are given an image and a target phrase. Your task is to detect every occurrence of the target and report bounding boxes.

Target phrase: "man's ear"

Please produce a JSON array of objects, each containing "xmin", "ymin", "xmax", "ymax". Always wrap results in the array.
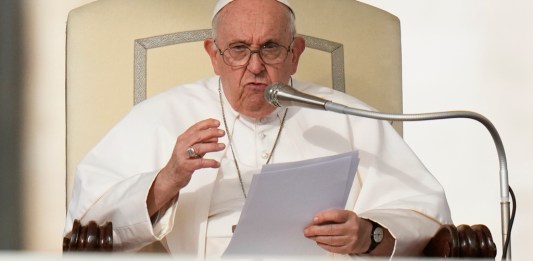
[
  {"xmin": 204, "ymin": 38, "xmax": 220, "ymax": 75},
  {"xmin": 290, "ymin": 36, "xmax": 306, "ymax": 75}
]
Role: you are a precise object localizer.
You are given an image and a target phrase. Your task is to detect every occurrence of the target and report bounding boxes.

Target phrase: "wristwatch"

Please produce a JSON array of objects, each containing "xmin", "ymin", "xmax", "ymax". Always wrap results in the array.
[{"xmin": 364, "ymin": 220, "xmax": 384, "ymax": 254}]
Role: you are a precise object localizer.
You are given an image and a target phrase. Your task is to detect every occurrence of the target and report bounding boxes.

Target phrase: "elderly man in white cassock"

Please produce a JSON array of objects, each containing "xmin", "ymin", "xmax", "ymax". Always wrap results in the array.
[{"xmin": 65, "ymin": 0, "xmax": 452, "ymax": 258}]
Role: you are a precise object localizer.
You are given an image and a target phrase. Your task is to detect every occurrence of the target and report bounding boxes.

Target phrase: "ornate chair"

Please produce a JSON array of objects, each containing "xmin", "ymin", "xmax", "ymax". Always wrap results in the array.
[{"xmin": 64, "ymin": 0, "xmax": 495, "ymax": 257}]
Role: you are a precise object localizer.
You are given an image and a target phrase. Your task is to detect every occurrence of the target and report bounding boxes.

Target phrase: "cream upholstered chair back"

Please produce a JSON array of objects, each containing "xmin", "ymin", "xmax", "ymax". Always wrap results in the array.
[{"xmin": 66, "ymin": 0, "xmax": 402, "ymax": 204}]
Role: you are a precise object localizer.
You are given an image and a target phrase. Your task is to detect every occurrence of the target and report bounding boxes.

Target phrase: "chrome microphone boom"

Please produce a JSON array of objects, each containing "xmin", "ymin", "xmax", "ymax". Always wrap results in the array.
[{"xmin": 264, "ymin": 82, "xmax": 512, "ymax": 260}]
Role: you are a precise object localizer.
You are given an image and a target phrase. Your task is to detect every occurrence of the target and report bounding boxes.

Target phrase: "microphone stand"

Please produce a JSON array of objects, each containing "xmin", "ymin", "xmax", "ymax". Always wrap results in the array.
[
  {"xmin": 324, "ymin": 102, "xmax": 512, "ymax": 260},
  {"xmin": 265, "ymin": 83, "xmax": 512, "ymax": 259}
]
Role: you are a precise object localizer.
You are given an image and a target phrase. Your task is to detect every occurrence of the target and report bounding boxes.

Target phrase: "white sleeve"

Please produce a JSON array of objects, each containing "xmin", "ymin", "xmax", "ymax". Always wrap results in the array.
[
  {"xmin": 64, "ymin": 101, "xmax": 180, "ymax": 251},
  {"xmin": 353, "ymin": 116, "xmax": 452, "ymax": 256}
]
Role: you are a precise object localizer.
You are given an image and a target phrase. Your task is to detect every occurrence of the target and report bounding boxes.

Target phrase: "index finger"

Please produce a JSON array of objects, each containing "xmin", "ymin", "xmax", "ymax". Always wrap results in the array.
[
  {"xmin": 312, "ymin": 209, "xmax": 352, "ymax": 225},
  {"xmin": 189, "ymin": 118, "xmax": 221, "ymax": 131}
]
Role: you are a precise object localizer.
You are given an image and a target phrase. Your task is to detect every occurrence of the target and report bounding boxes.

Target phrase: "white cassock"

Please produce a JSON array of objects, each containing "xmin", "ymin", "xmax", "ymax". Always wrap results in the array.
[{"xmin": 65, "ymin": 76, "xmax": 452, "ymax": 258}]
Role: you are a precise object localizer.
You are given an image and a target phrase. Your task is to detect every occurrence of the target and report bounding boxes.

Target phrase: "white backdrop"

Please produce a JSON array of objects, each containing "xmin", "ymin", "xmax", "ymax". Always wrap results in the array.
[
  {"xmin": 361, "ymin": 0, "xmax": 532, "ymax": 259},
  {"xmin": 20, "ymin": 0, "xmax": 531, "ymax": 259}
]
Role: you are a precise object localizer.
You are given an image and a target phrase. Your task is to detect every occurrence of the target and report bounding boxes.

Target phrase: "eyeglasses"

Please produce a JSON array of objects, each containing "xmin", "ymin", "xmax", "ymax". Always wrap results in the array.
[{"xmin": 214, "ymin": 40, "xmax": 293, "ymax": 68}]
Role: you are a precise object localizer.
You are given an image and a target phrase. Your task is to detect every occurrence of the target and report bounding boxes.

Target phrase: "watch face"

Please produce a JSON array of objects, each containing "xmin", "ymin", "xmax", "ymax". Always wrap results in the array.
[{"xmin": 373, "ymin": 226, "xmax": 384, "ymax": 243}]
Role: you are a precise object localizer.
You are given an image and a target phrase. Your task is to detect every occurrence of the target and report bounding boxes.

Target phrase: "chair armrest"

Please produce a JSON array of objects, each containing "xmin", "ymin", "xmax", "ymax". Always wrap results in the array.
[
  {"xmin": 423, "ymin": 224, "xmax": 497, "ymax": 258},
  {"xmin": 63, "ymin": 219, "xmax": 113, "ymax": 252},
  {"xmin": 63, "ymin": 220, "xmax": 497, "ymax": 257}
]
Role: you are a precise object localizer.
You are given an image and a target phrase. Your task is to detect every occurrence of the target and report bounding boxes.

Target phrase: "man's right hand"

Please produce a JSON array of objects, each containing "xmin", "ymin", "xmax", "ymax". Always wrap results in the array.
[{"xmin": 147, "ymin": 118, "xmax": 226, "ymax": 216}]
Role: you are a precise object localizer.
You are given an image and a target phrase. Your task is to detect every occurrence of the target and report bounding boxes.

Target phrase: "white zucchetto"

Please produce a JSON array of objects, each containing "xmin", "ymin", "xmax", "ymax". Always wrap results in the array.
[{"xmin": 212, "ymin": 0, "xmax": 293, "ymax": 20}]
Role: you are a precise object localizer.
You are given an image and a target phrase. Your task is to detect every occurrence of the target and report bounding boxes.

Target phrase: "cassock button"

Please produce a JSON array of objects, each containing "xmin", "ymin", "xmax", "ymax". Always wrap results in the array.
[{"xmin": 261, "ymin": 152, "xmax": 270, "ymax": 159}]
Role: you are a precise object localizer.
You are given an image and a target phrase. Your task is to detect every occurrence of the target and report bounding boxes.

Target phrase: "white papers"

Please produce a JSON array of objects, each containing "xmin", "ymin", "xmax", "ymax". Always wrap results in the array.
[{"xmin": 223, "ymin": 151, "xmax": 359, "ymax": 257}]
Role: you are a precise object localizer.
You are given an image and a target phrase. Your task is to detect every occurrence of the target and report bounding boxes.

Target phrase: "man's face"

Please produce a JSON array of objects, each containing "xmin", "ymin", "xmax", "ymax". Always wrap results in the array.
[{"xmin": 205, "ymin": 0, "xmax": 305, "ymax": 119}]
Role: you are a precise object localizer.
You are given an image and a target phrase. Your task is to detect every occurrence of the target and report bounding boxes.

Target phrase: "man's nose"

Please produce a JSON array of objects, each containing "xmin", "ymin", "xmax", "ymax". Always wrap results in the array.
[{"xmin": 246, "ymin": 52, "xmax": 265, "ymax": 74}]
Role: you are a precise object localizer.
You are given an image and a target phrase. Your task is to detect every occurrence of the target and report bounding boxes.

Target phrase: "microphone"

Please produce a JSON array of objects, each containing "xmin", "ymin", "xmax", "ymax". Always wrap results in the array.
[
  {"xmin": 264, "ymin": 82, "xmax": 512, "ymax": 260},
  {"xmin": 264, "ymin": 82, "xmax": 328, "ymax": 110}
]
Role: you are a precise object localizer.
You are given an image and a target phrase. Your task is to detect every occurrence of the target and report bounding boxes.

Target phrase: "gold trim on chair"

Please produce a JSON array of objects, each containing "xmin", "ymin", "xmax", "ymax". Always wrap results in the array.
[
  {"xmin": 134, "ymin": 29, "xmax": 213, "ymax": 105},
  {"xmin": 133, "ymin": 30, "xmax": 346, "ymax": 105},
  {"xmin": 301, "ymin": 35, "xmax": 345, "ymax": 93}
]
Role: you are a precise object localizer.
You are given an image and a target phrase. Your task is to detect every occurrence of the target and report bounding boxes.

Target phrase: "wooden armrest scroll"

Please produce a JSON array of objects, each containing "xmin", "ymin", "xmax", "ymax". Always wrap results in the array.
[
  {"xmin": 63, "ymin": 219, "xmax": 113, "ymax": 252},
  {"xmin": 63, "ymin": 220, "xmax": 496, "ymax": 257},
  {"xmin": 423, "ymin": 224, "xmax": 497, "ymax": 258}
]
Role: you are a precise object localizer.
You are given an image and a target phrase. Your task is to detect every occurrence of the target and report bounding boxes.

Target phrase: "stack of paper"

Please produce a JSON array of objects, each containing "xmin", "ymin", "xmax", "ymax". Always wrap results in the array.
[{"xmin": 224, "ymin": 151, "xmax": 359, "ymax": 257}]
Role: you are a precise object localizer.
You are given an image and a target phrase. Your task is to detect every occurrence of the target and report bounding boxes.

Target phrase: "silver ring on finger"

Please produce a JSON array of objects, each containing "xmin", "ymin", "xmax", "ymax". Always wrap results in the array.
[{"xmin": 186, "ymin": 146, "xmax": 201, "ymax": 159}]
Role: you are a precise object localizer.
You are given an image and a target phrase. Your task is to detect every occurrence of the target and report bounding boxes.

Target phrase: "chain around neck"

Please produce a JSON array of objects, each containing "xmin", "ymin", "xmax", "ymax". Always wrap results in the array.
[{"xmin": 218, "ymin": 79, "xmax": 288, "ymax": 198}]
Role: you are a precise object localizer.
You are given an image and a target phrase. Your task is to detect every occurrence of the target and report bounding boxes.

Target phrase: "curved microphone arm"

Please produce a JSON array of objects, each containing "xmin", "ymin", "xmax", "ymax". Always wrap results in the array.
[
  {"xmin": 326, "ymin": 102, "xmax": 510, "ymax": 201},
  {"xmin": 328, "ymin": 103, "xmax": 512, "ymax": 260},
  {"xmin": 265, "ymin": 83, "xmax": 511, "ymax": 260}
]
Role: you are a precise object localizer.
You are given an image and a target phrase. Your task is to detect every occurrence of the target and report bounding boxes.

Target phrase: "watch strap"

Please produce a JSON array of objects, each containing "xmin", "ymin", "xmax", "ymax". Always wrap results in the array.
[{"xmin": 364, "ymin": 220, "xmax": 382, "ymax": 254}]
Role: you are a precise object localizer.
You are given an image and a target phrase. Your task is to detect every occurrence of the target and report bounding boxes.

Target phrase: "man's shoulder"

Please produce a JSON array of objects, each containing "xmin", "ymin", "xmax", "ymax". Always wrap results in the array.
[
  {"xmin": 114, "ymin": 76, "xmax": 220, "ymax": 126},
  {"xmin": 134, "ymin": 76, "xmax": 219, "ymax": 108},
  {"xmin": 148, "ymin": 76, "xmax": 219, "ymax": 101}
]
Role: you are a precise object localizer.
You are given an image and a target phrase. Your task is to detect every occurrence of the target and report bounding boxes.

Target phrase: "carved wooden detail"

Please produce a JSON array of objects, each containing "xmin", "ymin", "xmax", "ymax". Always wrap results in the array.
[
  {"xmin": 64, "ymin": 220, "xmax": 497, "ymax": 258},
  {"xmin": 63, "ymin": 219, "xmax": 113, "ymax": 252},
  {"xmin": 423, "ymin": 224, "xmax": 497, "ymax": 258}
]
